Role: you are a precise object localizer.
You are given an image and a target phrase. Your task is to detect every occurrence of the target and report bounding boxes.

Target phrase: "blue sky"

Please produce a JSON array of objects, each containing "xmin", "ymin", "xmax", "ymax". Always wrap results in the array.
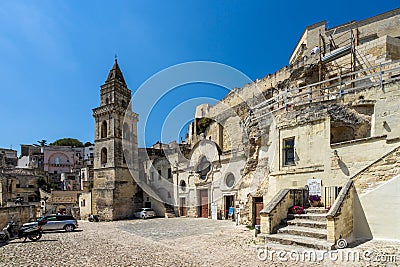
[{"xmin": 0, "ymin": 1, "xmax": 398, "ymax": 153}]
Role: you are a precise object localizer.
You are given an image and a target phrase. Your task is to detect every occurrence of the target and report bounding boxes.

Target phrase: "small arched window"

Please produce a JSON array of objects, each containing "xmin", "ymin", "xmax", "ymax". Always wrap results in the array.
[
  {"xmin": 101, "ymin": 121, "xmax": 107, "ymax": 138},
  {"xmin": 101, "ymin": 148, "xmax": 107, "ymax": 164},
  {"xmin": 180, "ymin": 180, "xmax": 187, "ymax": 191},
  {"xmin": 105, "ymin": 97, "xmax": 109, "ymax": 105}
]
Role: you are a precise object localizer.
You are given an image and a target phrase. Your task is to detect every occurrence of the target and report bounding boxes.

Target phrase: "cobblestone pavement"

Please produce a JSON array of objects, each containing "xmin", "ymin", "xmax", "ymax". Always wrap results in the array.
[{"xmin": 0, "ymin": 218, "xmax": 399, "ymax": 266}]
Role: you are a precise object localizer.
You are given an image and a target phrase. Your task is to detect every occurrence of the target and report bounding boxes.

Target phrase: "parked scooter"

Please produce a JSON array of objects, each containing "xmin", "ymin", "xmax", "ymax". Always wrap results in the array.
[
  {"xmin": 0, "ymin": 219, "xmax": 46, "ymax": 244},
  {"xmin": 88, "ymin": 214, "xmax": 99, "ymax": 222}
]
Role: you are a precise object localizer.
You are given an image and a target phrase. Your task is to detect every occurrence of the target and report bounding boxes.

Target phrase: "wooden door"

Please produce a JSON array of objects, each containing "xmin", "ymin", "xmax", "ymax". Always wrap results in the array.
[
  {"xmin": 254, "ymin": 197, "xmax": 263, "ymax": 226},
  {"xmin": 180, "ymin": 198, "xmax": 187, "ymax": 216},
  {"xmin": 199, "ymin": 190, "xmax": 208, "ymax": 218}
]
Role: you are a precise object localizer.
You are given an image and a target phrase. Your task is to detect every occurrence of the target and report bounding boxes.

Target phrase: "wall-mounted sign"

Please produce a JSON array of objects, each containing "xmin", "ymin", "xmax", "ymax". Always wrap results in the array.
[{"xmin": 307, "ymin": 178, "xmax": 322, "ymax": 196}]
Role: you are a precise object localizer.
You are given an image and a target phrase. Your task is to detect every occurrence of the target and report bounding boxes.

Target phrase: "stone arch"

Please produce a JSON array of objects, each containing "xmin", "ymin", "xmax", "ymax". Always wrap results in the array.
[
  {"xmin": 101, "ymin": 121, "xmax": 107, "ymax": 138},
  {"xmin": 101, "ymin": 148, "xmax": 107, "ymax": 164}
]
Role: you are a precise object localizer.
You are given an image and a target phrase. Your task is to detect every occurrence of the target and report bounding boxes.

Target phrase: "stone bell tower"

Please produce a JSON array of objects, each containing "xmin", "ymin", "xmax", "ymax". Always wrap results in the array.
[{"xmin": 92, "ymin": 59, "xmax": 140, "ymax": 220}]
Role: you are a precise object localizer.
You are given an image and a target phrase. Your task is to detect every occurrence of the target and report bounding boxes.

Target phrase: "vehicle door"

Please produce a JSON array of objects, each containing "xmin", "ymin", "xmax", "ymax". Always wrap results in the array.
[
  {"xmin": 43, "ymin": 216, "xmax": 58, "ymax": 230},
  {"xmin": 54, "ymin": 216, "xmax": 68, "ymax": 230}
]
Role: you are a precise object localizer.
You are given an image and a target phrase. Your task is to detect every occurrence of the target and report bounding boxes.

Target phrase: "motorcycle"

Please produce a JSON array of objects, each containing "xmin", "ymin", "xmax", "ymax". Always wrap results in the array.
[
  {"xmin": 88, "ymin": 214, "xmax": 99, "ymax": 222},
  {"xmin": 0, "ymin": 219, "xmax": 46, "ymax": 244}
]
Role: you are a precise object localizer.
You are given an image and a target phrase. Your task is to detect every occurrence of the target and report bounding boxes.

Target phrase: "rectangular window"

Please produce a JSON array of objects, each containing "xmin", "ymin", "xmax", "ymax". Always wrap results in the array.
[
  {"xmin": 283, "ymin": 138, "xmax": 295, "ymax": 166},
  {"xmin": 158, "ymin": 170, "xmax": 162, "ymax": 180},
  {"xmin": 168, "ymin": 168, "xmax": 172, "ymax": 179}
]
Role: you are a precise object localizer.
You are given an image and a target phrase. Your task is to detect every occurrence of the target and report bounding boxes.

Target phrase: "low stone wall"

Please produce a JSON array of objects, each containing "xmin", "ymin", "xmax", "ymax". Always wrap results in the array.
[
  {"xmin": 260, "ymin": 189, "xmax": 292, "ymax": 234},
  {"xmin": 0, "ymin": 205, "xmax": 35, "ymax": 228},
  {"xmin": 326, "ymin": 180, "xmax": 354, "ymax": 243}
]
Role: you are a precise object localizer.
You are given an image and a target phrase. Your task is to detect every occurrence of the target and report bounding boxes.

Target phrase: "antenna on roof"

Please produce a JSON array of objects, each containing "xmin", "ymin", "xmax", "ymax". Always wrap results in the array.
[{"xmin": 114, "ymin": 54, "xmax": 118, "ymax": 62}]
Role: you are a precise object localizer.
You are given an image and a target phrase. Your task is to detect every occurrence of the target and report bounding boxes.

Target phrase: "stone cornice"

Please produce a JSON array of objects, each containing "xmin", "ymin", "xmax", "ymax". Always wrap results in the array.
[{"xmin": 92, "ymin": 104, "xmax": 138, "ymax": 119}]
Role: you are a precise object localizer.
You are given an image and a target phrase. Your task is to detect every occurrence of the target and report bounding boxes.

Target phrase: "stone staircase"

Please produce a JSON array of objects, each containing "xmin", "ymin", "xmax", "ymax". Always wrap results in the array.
[{"xmin": 260, "ymin": 207, "xmax": 335, "ymax": 250}]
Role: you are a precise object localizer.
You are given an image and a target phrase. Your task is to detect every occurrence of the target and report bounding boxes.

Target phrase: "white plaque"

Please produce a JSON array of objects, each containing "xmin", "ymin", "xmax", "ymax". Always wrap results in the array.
[{"xmin": 307, "ymin": 178, "xmax": 322, "ymax": 196}]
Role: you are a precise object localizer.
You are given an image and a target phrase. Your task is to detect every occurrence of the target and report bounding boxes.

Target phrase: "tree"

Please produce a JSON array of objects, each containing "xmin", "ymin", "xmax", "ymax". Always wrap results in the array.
[
  {"xmin": 50, "ymin": 138, "xmax": 84, "ymax": 147},
  {"xmin": 84, "ymin": 141, "xmax": 93, "ymax": 147},
  {"xmin": 34, "ymin": 139, "xmax": 47, "ymax": 147}
]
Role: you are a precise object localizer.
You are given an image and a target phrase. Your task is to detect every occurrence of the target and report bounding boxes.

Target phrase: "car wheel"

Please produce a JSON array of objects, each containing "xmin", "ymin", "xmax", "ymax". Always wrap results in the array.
[
  {"xmin": 64, "ymin": 225, "xmax": 75, "ymax": 232},
  {"xmin": 142, "ymin": 215, "xmax": 146, "ymax": 220}
]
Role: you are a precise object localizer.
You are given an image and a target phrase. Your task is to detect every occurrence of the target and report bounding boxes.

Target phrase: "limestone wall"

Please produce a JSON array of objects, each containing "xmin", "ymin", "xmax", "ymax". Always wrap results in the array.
[
  {"xmin": 79, "ymin": 191, "xmax": 92, "ymax": 220},
  {"xmin": 326, "ymin": 181, "xmax": 355, "ymax": 243},
  {"xmin": 0, "ymin": 205, "xmax": 35, "ymax": 228},
  {"xmin": 260, "ymin": 189, "xmax": 292, "ymax": 234}
]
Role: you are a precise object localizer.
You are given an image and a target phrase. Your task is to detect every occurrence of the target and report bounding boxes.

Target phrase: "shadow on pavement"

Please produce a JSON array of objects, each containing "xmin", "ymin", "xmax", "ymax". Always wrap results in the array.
[{"xmin": 42, "ymin": 229, "xmax": 83, "ymax": 234}]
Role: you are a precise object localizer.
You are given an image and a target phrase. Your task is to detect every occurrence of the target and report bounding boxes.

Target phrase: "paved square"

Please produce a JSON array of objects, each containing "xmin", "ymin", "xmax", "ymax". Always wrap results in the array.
[{"xmin": 0, "ymin": 218, "xmax": 398, "ymax": 266}]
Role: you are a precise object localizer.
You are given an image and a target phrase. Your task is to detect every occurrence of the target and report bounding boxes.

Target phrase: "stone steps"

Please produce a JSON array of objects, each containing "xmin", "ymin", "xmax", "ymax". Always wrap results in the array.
[
  {"xmin": 304, "ymin": 207, "xmax": 328, "ymax": 214},
  {"xmin": 286, "ymin": 218, "xmax": 327, "ymax": 229},
  {"xmin": 258, "ymin": 207, "xmax": 330, "ymax": 249},
  {"xmin": 287, "ymin": 213, "xmax": 327, "ymax": 222},
  {"xmin": 259, "ymin": 233, "xmax": 334, "ymax": 250},
  {"xmin": 277, "ymin": 225, "xmax": 327, "ymax": 239}
]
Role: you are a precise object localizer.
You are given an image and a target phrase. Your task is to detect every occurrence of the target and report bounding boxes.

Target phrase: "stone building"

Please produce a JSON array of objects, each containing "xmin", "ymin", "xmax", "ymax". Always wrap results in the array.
[
  {"xmin": 167, "ymin": 8, "xmax": 400, "ymax": 247},
  {"xmin": 0, "ymin": 148, "xmax": 18, "ymax": 168},
  {"xmin": 88, "ymin": 9, "xmax": 400, "ymax": 247},
  {"xmin": 0, "ymin": 169, "xmax": 40, "ymax": 207},
  {"xmin": 91, "ymin": 59, "xmax": 141, "ymax": 220},
  {"xmin": 17, "ymin": 145, "xmax": 44, "ymax": 170}
]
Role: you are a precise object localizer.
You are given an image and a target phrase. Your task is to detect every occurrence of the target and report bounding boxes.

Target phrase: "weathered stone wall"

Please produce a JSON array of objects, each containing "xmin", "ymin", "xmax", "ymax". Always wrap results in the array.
[
  {"xmin": 353, "ymin": 146, "xmax": 400, "ymax": 193},
  {"xmin": 327, "ymin": 181, "xmax": 354, "ymax": 243},
  {"xmin": 0, "ymin": 205, "xmax": 35, "ymax": 228},
  {"xmin": 260, "ymin": 189, "xmax": 292, "ymax": 234},
  {"xmin": 79, "ymin": 191, "xmax": 92, "ymax": 220}
]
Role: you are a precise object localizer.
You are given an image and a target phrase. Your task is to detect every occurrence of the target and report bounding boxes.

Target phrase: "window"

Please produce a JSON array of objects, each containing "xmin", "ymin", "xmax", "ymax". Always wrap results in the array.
[
  {"xmin": 101, "ymin": 148, "xmax": 107, "ymax": 164},
  {"xmin": 55, "ymin": 157, "xmax": 60, "ymax": 165},
  {"xmin": 101, "ymin": 121, "xmax": 107, "ymax": 138},
  {"xmin": 225, "ymin": 173, "xmax": 235, "ymax": 188},
  {"xmin": 81, "ymin": 199, "xmax": 86, "ymax": 207},
  {"xmin": 158, "ymin": 170, "xmax": 162, "ymax": 180},
  {"xmin": 168, "ymin": 168, "xmax": 172, "ymax": 179},
  {"xmin": 180, "ymin": 180, "xmax": 187, "ymax": 191},
  {"xmin": 196, "ymin": 157, "xmax": 211, "ymax": 180},
  {"xmin": 150, "ymin": 172, "xmax": 154, "ymax": 181},
  {"xmin": 283, "ymin": 138, "xmax": 295, "ymax": 165},
  {"xmin": 16, "ymin": 184, "xmax": 20, "ymax": 188}
]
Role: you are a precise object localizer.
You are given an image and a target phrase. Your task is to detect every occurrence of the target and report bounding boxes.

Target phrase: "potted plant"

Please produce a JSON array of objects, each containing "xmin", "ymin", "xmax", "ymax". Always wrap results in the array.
[
  {"xmin": 308, "ymin": 195, "xmax": 321, "ymax": 207},
  {"xmin": 290, "ymin": 205, "xmax": 304, "ymax": 214}
]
